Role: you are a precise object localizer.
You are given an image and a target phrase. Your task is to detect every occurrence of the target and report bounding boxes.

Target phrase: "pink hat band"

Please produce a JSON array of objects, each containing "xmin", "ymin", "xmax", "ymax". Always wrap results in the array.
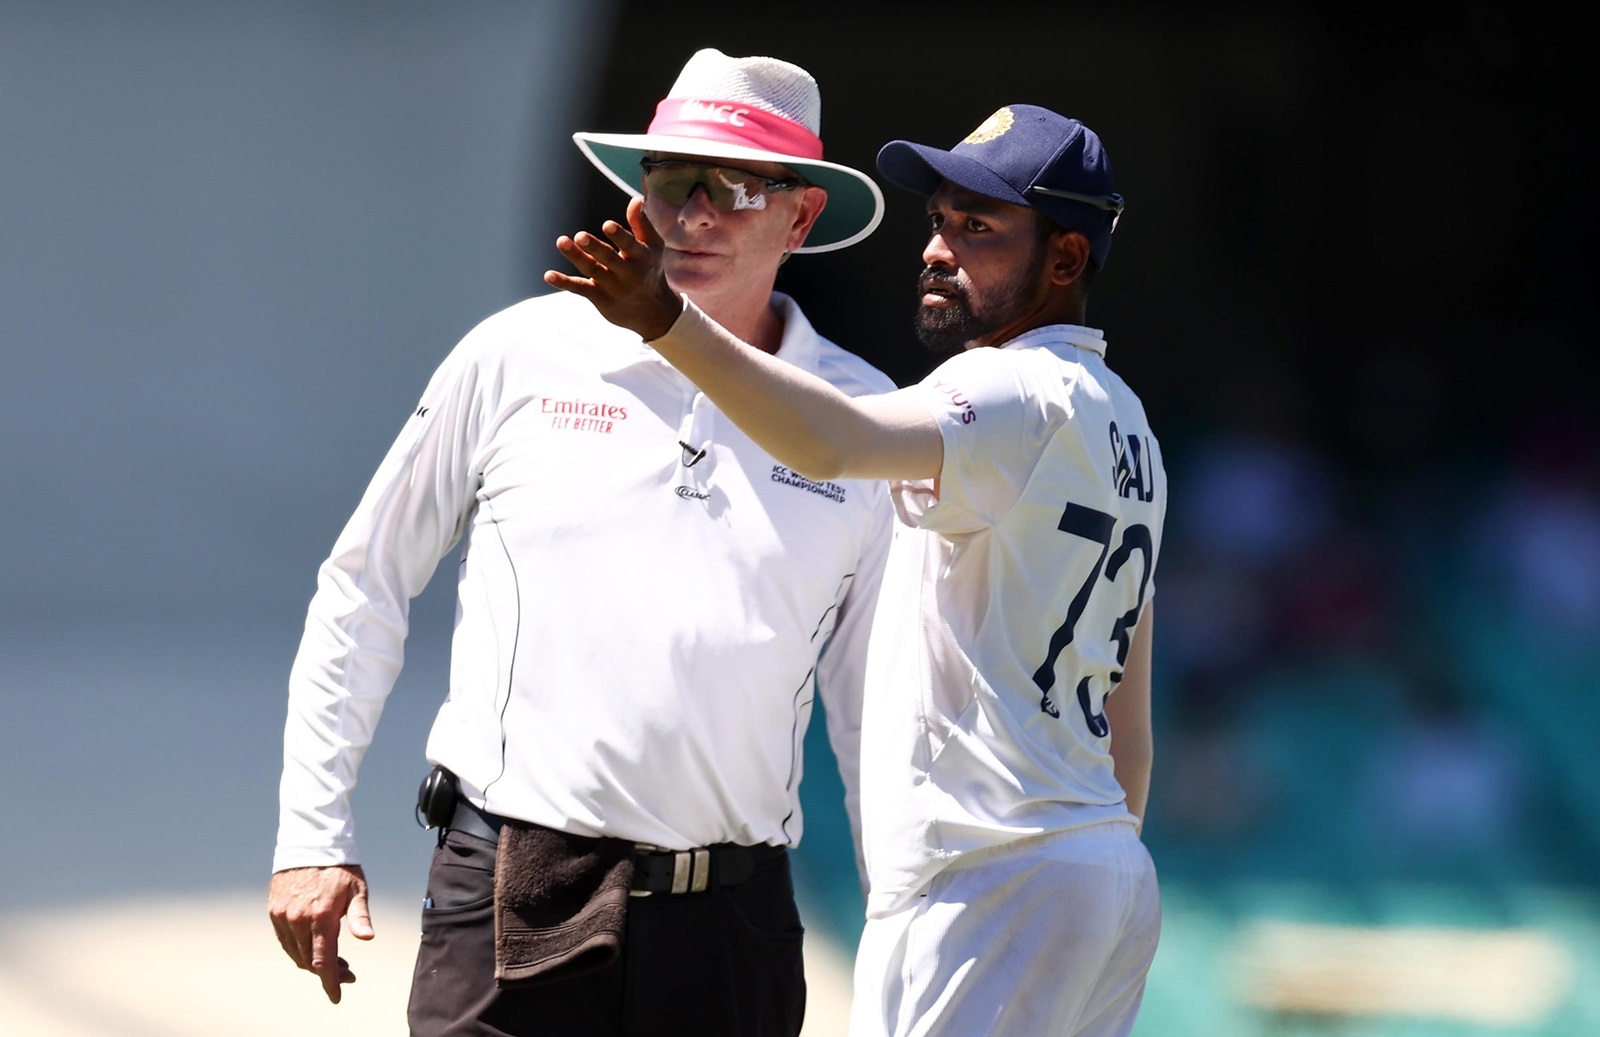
[{"xmin": 647, "ymin": 97, "xmax": 824, "ymax": 161}]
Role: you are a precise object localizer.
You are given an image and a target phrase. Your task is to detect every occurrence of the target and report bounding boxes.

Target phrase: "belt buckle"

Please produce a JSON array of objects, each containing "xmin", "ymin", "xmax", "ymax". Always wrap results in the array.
[
  {"xmin": 630, "ymin": 845, "xmax": 712, "ymax": 896},
  {"xmin": 673, "ymin": 847, "xmax": 710, "ymax": 894}
]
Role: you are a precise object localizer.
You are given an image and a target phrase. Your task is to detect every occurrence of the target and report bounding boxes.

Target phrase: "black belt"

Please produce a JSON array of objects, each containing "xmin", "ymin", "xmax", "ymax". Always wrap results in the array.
[{"xmin": 447, "ymin": 798, "xmax": 785, "ymax": 895}]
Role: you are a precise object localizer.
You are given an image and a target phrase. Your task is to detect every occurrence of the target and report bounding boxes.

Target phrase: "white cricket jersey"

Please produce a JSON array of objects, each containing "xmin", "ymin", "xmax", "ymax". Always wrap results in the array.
[
  {"xmin": 860, "ymin": 324, "xmax": 1166, "ymax": 916},
  {"xmin": 274, "ymin": 290, "xmax": 894, "ymax": 874}
]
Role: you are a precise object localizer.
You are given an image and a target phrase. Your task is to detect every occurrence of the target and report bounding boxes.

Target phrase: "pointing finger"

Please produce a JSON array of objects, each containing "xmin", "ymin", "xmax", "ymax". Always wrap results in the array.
[
  {"xmin": 554, "ymin": 235, "xmax": 609, "ymax": 279},
  {"xmin": 600, "ymin": 219, "xmax": 641, "ymax": 257},
  {"xmin": 573, "ymin": 230, "xmax": 622, "ymax": 267},
  {"xmin": 543, "ymin": 269, "xmax": 601, "ymax": 297}
]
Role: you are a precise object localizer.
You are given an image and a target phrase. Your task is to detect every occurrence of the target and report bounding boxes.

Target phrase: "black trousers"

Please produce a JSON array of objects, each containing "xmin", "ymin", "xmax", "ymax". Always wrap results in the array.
[{"xmin": 407, "ymin": 829, "xmax": 808, "ymax": 1037}]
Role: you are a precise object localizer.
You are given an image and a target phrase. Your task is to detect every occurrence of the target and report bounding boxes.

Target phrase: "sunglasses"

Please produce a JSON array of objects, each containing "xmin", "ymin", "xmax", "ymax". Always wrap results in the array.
[
  {"xmin": 1027, "ymin": 185, "xmax": 1126, "ymax": 230},
  {"xmin": 639, "ymin": 158, "xmax": 806, "ymax": 213},
  {"xmin": 1027, "ymin": 185, "xmax": 1126, "ymax": 216}
]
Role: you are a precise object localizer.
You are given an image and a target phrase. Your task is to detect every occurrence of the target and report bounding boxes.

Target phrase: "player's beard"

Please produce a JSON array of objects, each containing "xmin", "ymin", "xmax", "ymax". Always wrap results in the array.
[{"xmin": 913, "ymin": 243, "xmax": 1045, "ymax": 354}]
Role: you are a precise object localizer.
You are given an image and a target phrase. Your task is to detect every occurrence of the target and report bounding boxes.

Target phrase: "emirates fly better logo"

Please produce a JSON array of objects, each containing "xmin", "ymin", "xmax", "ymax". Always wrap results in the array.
[{"xmin": 541, "ymin": 397, "xmax": 628, "ymax": 434}]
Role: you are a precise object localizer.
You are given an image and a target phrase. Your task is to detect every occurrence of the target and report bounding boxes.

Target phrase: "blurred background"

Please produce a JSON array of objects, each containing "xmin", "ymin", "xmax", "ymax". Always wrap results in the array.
[{"xmin": 2, "ymin": 2, "xmax": 1595, "ymax": 1034}]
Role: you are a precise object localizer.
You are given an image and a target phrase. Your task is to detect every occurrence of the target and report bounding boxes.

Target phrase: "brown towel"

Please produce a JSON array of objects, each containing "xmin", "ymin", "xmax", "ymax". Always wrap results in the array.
[{"xmin": 493, "ymin": 821, "xmax": 636, "ymax": 987}]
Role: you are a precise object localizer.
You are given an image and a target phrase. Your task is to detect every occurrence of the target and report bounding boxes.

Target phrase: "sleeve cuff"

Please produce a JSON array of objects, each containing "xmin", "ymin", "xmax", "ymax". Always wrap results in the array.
[
  {"xmin": 272, "ymin": 843, "xmax": 359, "ymax": 873},
  {"xmin": 643, "ymin": 292, "xmax": 702, "ymax": 349}
]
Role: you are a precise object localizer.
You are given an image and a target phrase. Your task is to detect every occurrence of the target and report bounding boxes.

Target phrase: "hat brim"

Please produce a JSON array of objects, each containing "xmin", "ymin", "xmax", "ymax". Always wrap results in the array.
[
  {"xmin": 573, "ymin": 131, "xmax": 884, "ymax": 254},
  {"xmin": 875, "ymin": 140, "xmax": 1030, "ymax": 208}
]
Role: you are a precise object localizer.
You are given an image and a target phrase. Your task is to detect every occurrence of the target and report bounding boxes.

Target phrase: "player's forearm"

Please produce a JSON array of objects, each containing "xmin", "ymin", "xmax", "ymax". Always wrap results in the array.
[
  {"xmin": 1110, "ymin": 726, "xmax": 1152, "ymax": 829},
  {"xmin": 648, "ymin": 298, "xmax": 865, "ymax": 478},
  {"xmin": 652, "ymin": 298, "xmax": 941, "ymax": 481},
  {"xmin": 1105, "ymin": 603, "xmax": 1156, "ymax": 831}
]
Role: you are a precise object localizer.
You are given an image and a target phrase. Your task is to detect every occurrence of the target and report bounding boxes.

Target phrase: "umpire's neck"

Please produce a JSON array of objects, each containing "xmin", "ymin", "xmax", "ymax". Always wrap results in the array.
[{"xmin": 667, "ymin": 276, "xmax": 788, "ymax": 356}]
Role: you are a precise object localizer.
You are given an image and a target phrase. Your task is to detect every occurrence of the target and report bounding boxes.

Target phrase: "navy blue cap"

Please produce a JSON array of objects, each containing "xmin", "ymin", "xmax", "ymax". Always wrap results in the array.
[{"xmin": 876, "ymin": 104, "xmax": 1124, "ymax": 269}]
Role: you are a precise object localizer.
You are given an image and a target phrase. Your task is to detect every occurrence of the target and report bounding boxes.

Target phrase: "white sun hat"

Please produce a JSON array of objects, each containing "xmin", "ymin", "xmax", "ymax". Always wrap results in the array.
[{"xmin": 573, "ymin": 48, "xmax": 884, "ymax": 253}]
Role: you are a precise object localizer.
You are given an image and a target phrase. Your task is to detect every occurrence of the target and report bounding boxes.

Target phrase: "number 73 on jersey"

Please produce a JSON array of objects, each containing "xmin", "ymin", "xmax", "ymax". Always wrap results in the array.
[{"xmin": 1032, "ymin": 502, "xmax": 1153, "ymax": 735}]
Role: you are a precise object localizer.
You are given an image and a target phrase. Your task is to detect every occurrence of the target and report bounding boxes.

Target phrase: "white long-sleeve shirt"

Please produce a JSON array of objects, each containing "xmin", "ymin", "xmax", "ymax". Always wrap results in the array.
[
  {"xmin": 859, "ymin": 325, "xmax": 1167, "ymax": 915},
  {"xmin": 274, "ymin": 290, "xmax": 893, "ymax": 883}
]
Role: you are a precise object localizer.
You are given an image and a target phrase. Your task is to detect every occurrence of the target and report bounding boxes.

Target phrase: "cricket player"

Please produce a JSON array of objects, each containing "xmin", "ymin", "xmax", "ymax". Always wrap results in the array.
[
  {"xmin": 268, "ymin": 48, "xmax": 897, "ymax": 1037},
  {"xmin": 548, "ymin": 103, "xmax": 1165, "ymax": 1037}
]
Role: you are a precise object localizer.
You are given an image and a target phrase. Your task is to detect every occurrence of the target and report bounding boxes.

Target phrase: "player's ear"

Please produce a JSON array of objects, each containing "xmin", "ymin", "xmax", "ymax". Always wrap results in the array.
[{"xmin": 1047, "ymin": 230, "xmax": 1091, "ymax": 287}]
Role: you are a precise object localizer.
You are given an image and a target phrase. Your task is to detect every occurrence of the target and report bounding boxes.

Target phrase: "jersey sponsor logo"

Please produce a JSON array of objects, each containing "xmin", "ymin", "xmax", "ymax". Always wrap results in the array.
[
  {"xmin": 541, "ymin": 397, "xmax": 628, "ymax": 420},
  {"xmin": 1110, "ymin": 422, "xmax": 1155, "ymax": 502},
  {"xmin": 541, "ymin": 396, "xmax": 628, "ymax": 434},
  {"xmin": 931, "ymin": 379, "xmax": 976, "ymax": 424},
  {"xmin": 675, "ymin": 485, "xmax": 710, "ymax": 501},
  {"xmin": 678, "ymin": 99, "xmax": 750, "ymax": 127},
  {"xmin": 770, "ymin": 465, "xmax": 846, "ymax": 503}
]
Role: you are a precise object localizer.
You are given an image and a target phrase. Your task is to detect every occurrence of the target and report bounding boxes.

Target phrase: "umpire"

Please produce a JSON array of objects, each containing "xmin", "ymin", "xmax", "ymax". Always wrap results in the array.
[{"xmin": 266, "ymin": 48, "xmax": 893, "ymax": 1037}]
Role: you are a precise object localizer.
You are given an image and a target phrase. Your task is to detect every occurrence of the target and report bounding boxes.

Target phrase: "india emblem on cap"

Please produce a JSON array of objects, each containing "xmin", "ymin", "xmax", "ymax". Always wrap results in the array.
[{"xmin": 963, "ymin": 107, "xmax": 1016, "ymax": 145}]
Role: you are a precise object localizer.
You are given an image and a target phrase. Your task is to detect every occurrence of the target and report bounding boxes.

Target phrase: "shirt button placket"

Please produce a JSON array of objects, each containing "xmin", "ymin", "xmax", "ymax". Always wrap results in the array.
[{"xmin": 672, "ymin": 391, "xmax": 714, "ymax": 494}]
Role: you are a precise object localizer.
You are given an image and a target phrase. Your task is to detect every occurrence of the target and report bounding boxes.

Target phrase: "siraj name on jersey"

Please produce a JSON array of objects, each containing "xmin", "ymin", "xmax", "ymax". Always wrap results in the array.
[{"xmin": 1109, "ymin": 421, "xmax": 1154, "ymax": 502}]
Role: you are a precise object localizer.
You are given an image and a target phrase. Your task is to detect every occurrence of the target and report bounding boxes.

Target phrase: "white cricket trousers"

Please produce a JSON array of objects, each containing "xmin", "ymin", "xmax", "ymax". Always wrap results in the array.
[{"xmin": 850, "ymin": 821, "xmax": 1160, "ymax": 1037}]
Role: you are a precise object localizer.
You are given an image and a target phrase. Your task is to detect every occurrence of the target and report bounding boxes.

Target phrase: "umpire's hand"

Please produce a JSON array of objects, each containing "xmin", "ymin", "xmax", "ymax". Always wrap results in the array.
[{"xmin": 268, "ymin": 864, "xmax": 374, "ymax": 1003}]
